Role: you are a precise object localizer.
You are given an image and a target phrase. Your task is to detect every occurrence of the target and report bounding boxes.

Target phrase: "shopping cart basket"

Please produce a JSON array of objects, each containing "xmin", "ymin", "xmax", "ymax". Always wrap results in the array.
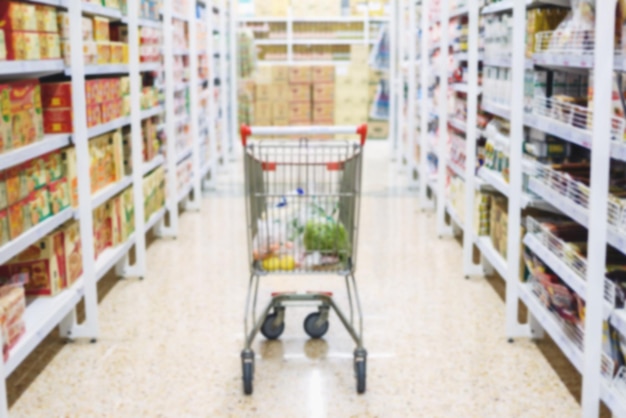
[{"xmin": 240, "ymin": 124, "xmax": 368, "ymax": 395}]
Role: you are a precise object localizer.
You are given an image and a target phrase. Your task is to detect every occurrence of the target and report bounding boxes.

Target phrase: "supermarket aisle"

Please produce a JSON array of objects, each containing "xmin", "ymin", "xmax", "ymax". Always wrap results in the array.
[{"xmin": 9, "ymin": 142, "xmax": 580, "ymax": 417}]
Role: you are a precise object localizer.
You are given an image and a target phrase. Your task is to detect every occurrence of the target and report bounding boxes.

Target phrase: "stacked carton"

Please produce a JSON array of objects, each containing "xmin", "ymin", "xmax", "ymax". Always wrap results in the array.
[
  {"xmin": 287, "ymin": 66, "xmax": 312, "ymax": 126},
  {"xmin": 254, "ymin": 0, "xmax": 289, "ymax": 17},
  {"xmin": 335, "ymin": 48, "xmax": 370, "ymax": 136},
  {"xmin": 253, "ymin": 66, "xmax": 289, "ymax": 126}
]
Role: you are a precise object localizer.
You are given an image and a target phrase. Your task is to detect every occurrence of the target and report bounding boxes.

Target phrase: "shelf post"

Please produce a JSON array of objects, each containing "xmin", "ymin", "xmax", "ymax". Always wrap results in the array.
[
  {"xmin": 418, "ymin": 0, "xmax": 431, "ymax": 209},
  {"xmin": 187, "ymin": 0, "xmax": 202, "ymax": 211},
  {"xmin": 229, "ymin": 0, "xmax": 239, "ymax": 157},
  {"xmin": 127, "ymin": 0, "xmax": 148, "ymax": 277},
  {"xmin": 219, "ymin": 0, "xmax": 229, "ymax": 161},
  {"xmin": 65, "ymin": 0, "xmax": 99, "ymax": 340},
  {"xmin": 504, "ymin": 0, "xmax": 532, "ymax": 339},
  {"xmin": 436, "ymin": 0, "xmax": 452, "ymax": 237},
  {"xmin": 159, "ymin": 0, "xmax": 180, "ymax": 237},
  {"xmin": 407, "ymin": 0, "xmax": 417, "ymax": 175},
  {"xmin": 388, "ymin": 0, "xmax": 398, "ymax": 159},
  {"xmin": 461, "ymin": 0, "xmax": 482, "ymax": 277},
  {"xmin": 581, "ymin": 0, "xmax": 617, "ymax": 416}
]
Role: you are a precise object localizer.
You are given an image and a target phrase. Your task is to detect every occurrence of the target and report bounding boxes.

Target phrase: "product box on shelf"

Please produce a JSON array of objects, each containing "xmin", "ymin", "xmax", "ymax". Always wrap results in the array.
[
  {"xmin": 41, "ymin": 82, "xmax": 72, "ymax": 109},
  {"xmin": 0, "ymin": 2, "xmax": 38, "ymax": 32},
  {"xmin": 44, "ymin": 108, "xmax": 73, "ymax": 134},
  {"xmin": 288, "ymin": 66, "xmax": 312, "ymax": 84},
  {"xmin": 10, "ymin": 81, "xmax": 44, "ymax": 149},
  {"xmin": 288, "ymin": 102, "xmax": 311, "ymax": 123},
  {"xmin": 3, "ymin": 228, "xmax": 67, "ymax": 296},
  {"xmin": 271, "ymin": 66, "xmax": 289, "ymax": 83},
  {"xmin": 312, "ymin": 102, "xmax": 334, "ymax": 122},
  {"xmin": 62, "ymin": 148, "xmax": 78, "ymax": 207},
  {"xmin": 272, "ymin": 102, "xmax": 289, "ymax": 121},
  {"xmin": 255, "ymin": 101, "xmax": 273, "ymax": 123},
  {"xmin": 312, "ymin": 66, "xmax": 335, "ymax": 83},
  {"xmin": 60, "ymin": 220, "xmax": 81, "ymax": 286},
  {"xmin": 288, "ymin": 84, "xmax": 311, "ymax": 103},
  {"xmin": 0, "ymin": 283, "xmax": 26, "ymax": 360},
  {"xmin": 27, "ymin": 187, "xmax": 52, "ymax": 225},
  {"xmin": 313, "ymin": 83, "xmax": 335, "ymax": 102},
  {"xmin": 255, "ymin": 83, "xmax": 273, "ymax": 102},
  {"xmin": 368, "ymin": 120, "xmax": 389, "ymax": 138}
]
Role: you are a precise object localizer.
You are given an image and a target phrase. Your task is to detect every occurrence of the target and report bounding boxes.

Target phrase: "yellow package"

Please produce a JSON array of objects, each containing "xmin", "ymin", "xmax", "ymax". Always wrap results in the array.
[
  {"xmin": 35, "ymin": 5, "xmax": 58, "ymax": 33},
  {"xmin": 39, "ymin": 33, "xmax": 61, "ymax": 59}
]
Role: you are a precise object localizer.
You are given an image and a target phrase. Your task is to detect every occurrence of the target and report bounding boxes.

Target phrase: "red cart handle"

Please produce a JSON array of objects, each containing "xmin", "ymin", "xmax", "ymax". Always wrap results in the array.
[{"xmin": 240, "ymin": 124, "xmax": 368, "ymax": 147}]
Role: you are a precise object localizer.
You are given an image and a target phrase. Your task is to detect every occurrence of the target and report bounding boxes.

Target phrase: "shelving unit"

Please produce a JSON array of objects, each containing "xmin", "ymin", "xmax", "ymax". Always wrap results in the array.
[
  {"xmin": 0, "ymin": 0, "xmax": 231, "ymax": 415},
  {"xmin": 407, "ymin": 0, "xmax": 626, "ymax": 416}
]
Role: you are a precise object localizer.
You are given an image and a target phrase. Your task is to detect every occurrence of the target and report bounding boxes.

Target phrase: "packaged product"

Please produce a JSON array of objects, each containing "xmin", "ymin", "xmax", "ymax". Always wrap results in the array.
[
  {"xmin": 122, "ymin": 187, "xmax": 135, "ymax": 239},
  {"xmin": 84, "ymin": 41, "xmax": 98, "ymax": 65},
  {"xmin": 39, "ymin": 33, "xmax": 61, "ymax": 59},
  {"xmin": 41, "ymin": 82, "xmax": 72, "ymax": 109},
  {"xmin": 86, "ymin": 104, "xmax": 102, "ymax": 128},
  {"xmin": 45, "ymin": 151, "xmax": 63, "ymax": 182},
  {"xmin": 0, "ymin": 31, "xmax": 6, "ymax": 61},
  {"xmin": 60, "ymin": 220, "xmax": 82, "ymax": 286},
  {"xmin": 110, "ymin": 194, "xmax": 123, "ymax": 245},
  {"xmin": 7, "ymin": 201, "xmax": 24, "ymax": 239},
  {"xmin": 5, "ymin": 229, "xmax": 67, "ymax": 295},
  {"xmin": 48, "ymin": 178, "xmax": 70, "ymax": 214},
  {"xmin": 0, "ymin": 84, "xmax": 11, "ymax": 152},
  {"xmin": 35, "ymin": 5, "xmax": 58, "ymax": 33},
  {"xmin": 61, "ymin": 148, "xmax": 78, "ymax": 207},
  {"xmin": 0, "ymin": 283, "xmax": 26, "ymax": 360},
  {"xmin": 29, "ymin": 157, "xmax": 49, "ymax": 190},
  {"xmin": 0, "ymin": 2, "xmax": 38, "ymax": 32},
  {"xmin": 110, "ymin": 42, "xmax": 125, "ymax": 63},
  {"xmin": 0, "ymin": 210, "xmax": 9, "ymax": 246},
  {"xmin": 5, "ymin": 32, "xmax": 41, "ymax": 61},
  {"xmin": 97, "ymin": 42, "xmax": 112, "ymax": 65},
  {"xmin": 43, "ymin": 108, "xmax": 73, "ymax": 134},
  {"xmin": 27, "ymin": 188, "xmax": 52, "ymax": 225},
  {"xmin": 56, "ymin": 12, "xmax": 70, "ymax": 39},
  {"xmin": 82, "ymin": 17, "xmax": 94, "ymax": 41},
  {"xmin": 10, "ymin": 81, "xmax": 44, "ymax": 147},
  {"xmin": 93, "ymin": 17, "xmax": 111, "ymax": 42}
]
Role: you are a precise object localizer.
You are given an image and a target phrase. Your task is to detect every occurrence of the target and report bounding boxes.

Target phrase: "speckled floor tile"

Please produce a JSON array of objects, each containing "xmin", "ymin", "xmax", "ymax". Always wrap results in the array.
[{"xmin": 8, "ymin": 142, "xmax": 581, "ymax": 417}]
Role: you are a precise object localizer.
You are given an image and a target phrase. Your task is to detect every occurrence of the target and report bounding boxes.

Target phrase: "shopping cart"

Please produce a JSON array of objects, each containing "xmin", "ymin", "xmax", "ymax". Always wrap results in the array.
[{"xmin": 240, "ymin": 124, "xmax": 368, "ymax": 395}]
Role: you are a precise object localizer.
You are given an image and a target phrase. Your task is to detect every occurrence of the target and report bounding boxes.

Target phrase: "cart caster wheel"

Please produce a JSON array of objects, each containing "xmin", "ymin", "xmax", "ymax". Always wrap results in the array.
[
  {"xmin": 354, "ymin": 355, "xmax": 366, "ymax": 394},
  {"xmin": 90, "ymin": 338, "xmax": 97, "ymax": 344},
  {"xmin": 241, "ymin": 350, "xmax": 254, "ymax": 395},
  {"xmin": 242, "ymin": 360, "xmax": 254, "ymax": 395},
  {"xmin": 260, "ymin": 313, "xmax": 285, "ymax": 340},
  {"xmin": 304, "ymin": 312, "xmax": 329, "ymax": 339}
]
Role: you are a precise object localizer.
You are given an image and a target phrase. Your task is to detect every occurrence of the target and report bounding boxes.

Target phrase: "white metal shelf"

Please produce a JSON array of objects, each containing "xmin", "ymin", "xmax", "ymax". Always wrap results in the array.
[
  {"xmin": 477, "ymin": 167, "xmax": 509, "ymax": 197},
  {"xmin": 0, "ymin": 135, "xmax": 71, "ymax": 172},
  {"xmin": 481, "ymin": 1, "xmax": 513, "ymax": 14},
  {"xmin": 0, "ymin": 208, "xmax": 74, "ymax": 266},
  {"xmin": 0, "ymin": 60, "xmax": 65, "ymax": 78},
  {"xmin": 447, "ymin": 161, "xmax": 465, "ymax": 180},
  {"xmin": 91, "ymin": 176, "xmax": 133, "ymax": 210},
  {"xmin": 483, "ymin": 55, "xmax": 512, "ymax": 68},
  {"xmin": 177, "ymin": 146, "xmax": 194, "ymax": 164},
  {"xmin": 81, "ymin": 3, "xmax": 123, "ymax": 19},
  {"xmin": 475, "ymin": 236, "xmax": 507, "ymax": 279},
  {"xmin": 528, "ymin": 177, "xmax": 626, "ymax": 255},
  {"xmin": 445, "ymin": 201, "xmax": 464, "ymax": 230},
  {"xmin": 87, "ymin": 116, "xmax": 132, "ymax": 139},
  {"xmin": 177, "ymin": 181, "xmax": 194, "ymax": 203},
  {"xmin": 66, "ymin": 65, "xmax": 130, "ymax": 76},
  {"xmin": 139, "ymin": 62, "xmax": 161, "ymax": 72},
  {"xmin": 140, "ymin": 106, "xmax": 165, "ymax": 120},
  {"xmin": 95, "ymin": 234, "xmax": 137, "ymax": 282},
  {"xmin": 4, "ymin": 277, "xmax": 84, "ymax": 377},
  {"xmin": 172, "ymin": 12, "xmax": 189, "ymax": 22},
  {"xmin": 145, "ymin": 208, "xmax": 166, "ymax": 233},
  {"xmin": 27, "ymin": 0, "xmax": 68, "ymax": 6},
  {"xmin": 518, "ymin": 281, "xmax": 584, "ymax": 373},
  {"xmin": 143, "ymin": 155, "xmax": 165, "ymax": 175},
  {"xmin": 481, "ymin": 100, "xmax": 511, "ymax": 119}
]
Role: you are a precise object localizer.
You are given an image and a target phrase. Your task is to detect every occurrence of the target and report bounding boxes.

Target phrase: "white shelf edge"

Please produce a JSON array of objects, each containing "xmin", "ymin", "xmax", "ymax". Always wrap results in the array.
[
  {"xmin": 91, "ymin": 176, "xmax": 133, "ymax": 210},
  {"xmin": 0, "ymin": 208, "xmax": 74, "ymax": 266},
  {"xmin": 139, "ymin": 62, "xmax": 162, "ymax": 72},
  {"xmin": 445, "ymin": 201, "xmax": 464, "ymax": 230},
  {"xmin": 517, "ymin": 281, "xmax": 584, "ymax": 374},
  {"xmin": 482, "ymin": 1, "xmax": 513, "ymax": 14},
  {"xmin": 143, "ymin": 155, "xmax": 165, "ymax": 175},
  {"xmin": 447, "ymin": 162, "xmax": 465, "ymax": 180},
  {"xmin": 176, "ymin": 146, "xmax": 194, "ymax": 164},
  {"xmin": 0, "ymin": 135, "xmax": 71, "ymax": 172},
  {"xmin": 95, "ymin": 234, "xmax": 137, "ymax": 282},
  {"xmin": 87, "ymin": 116, "xmax": 132, "ymax": 139},
  {"xmin": 144, "ymin": 208, "xmax": 166, "ymax": 233},
  {"xmin": 177, "ymin": 182, "xmax": 194, "ymax": 203},
  {"xmin": 478, "ymin": 167, "xmax": 509, "ymax": 197},
  {"xmin": 4, "ymin": 277, "xmax": 84, "ymax": 377},
  {"xmin": 81, "ymin": 3, "xmax": 123, "ymax": 19},
  {"xmin": 482, "ymin": 100, "xmax": 511, "ymax": 119},
  {"xmin": 66, "ymin": 64, "xmax": 130, "ymax": 76},
  {"xmin": 475, "ymin": 236, "xmax": 507, "ymax": 279},
  {"xmin": 0, "ymin": 60, "xmax": 65, "ymax": 78},
  {"xmin": 140, "ymin": 106, "xmax": 165, "ymax": 120}
]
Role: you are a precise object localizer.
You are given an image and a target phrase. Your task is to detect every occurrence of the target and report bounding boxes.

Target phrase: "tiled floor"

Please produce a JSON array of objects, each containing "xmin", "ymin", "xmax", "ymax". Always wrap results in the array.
[{"xmin": 9, "ymin": 142, "xmax": 581, "ymax": 417}]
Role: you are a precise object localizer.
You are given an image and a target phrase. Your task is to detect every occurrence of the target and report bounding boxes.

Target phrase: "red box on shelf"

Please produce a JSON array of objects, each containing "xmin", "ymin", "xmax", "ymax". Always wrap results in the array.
[
  {"xmin": 41, "ymin": 82, "xmax": 72, "ymax": 109},
  {"xmin": 85, "ymin": 79, "xmax": 103, "ymax": 106},
  {"xmin": 43, "ymin": 108, "xmax": 72, "ymax": 134}
]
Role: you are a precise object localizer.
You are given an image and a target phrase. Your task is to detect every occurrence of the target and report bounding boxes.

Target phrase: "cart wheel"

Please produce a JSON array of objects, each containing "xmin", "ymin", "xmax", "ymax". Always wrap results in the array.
[
  {"xmin": 303, "ymin": 312, "xmax": 329, "ymax": 339},
  {"xmin": 242, "ymin": 357, "xmax": 254, "ymax": 395},
  {"xmin": 355, "ymin": 357, "xmax": 366, "ymax": 394},
  {"xmin": 261, "ymin": 313, "xmax": 285, "ymax": 340}
]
